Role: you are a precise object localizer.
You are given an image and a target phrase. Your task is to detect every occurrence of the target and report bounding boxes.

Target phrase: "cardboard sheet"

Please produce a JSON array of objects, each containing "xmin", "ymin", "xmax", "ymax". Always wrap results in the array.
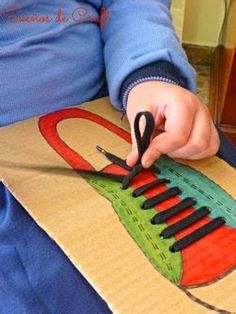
[{"xmin": 0, "ymin": 97, "xmax": 235, "ymax": 313}]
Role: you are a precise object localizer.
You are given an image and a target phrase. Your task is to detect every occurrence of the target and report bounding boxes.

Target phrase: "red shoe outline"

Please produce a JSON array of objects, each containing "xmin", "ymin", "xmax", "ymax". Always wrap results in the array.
[{"xmin": 39, "ymin": 108, "xmax": 236, "ymax": 289}]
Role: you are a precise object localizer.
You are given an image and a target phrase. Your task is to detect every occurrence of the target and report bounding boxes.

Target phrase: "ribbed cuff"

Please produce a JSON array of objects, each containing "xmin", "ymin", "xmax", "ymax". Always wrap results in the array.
[{"xmin": 120, "ymin": 60, "xmax": 186, "ymax": 110}]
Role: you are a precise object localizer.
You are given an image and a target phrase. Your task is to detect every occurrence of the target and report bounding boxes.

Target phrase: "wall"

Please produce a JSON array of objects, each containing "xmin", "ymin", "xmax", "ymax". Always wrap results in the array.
[
  {"xmin": 182, "ymin": 0, "xmax": 228, "ymax": 47},
  {"xmin": 171, "ymin": 0, "xmax": 186, "ymax": 40}
]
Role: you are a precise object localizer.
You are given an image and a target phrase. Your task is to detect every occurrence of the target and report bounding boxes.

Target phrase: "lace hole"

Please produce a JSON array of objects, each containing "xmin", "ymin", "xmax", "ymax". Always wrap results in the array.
[
  {"xmin": 150, "ymin": 218, "xmax": 156, "ymax": 225},
  {"xmin": 169, "ymin": 246, "xmax": 176, "ymax": 253}
]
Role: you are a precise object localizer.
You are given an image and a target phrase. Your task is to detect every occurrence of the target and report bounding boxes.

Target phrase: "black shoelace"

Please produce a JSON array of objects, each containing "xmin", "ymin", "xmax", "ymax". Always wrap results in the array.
[{"xmin": 78, "ymin": 111, "xmax": 226, "ymax": 253}]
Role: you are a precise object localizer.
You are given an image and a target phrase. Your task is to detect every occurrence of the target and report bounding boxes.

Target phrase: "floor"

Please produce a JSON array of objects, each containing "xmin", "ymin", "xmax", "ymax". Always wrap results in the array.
[{"xmin": 184, "ymin": 44, "xmax": 214, "ymax": 106}]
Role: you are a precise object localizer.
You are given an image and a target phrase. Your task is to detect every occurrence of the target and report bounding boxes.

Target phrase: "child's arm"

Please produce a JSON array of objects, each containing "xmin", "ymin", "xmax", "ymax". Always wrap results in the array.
[{"xmin": 101, "ymin": 0, "xmax": 219, "ymax": 166}]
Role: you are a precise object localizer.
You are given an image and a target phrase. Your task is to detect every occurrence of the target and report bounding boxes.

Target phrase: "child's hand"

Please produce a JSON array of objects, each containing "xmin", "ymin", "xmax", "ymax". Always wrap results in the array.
[{"xmin": 126, "ymin": 81, "xmax": 220, "ymax": 168}]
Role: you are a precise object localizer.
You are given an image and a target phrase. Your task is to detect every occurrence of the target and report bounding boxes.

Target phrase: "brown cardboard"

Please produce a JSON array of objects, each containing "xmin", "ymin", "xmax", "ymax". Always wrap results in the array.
[{"xmin": 0, "ymin": 97, "xmax": 235, "ymax": 313}]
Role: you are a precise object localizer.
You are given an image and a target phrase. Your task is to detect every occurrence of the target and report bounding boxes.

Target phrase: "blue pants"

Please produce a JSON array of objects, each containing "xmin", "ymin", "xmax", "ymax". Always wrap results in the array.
[{"xmin": 0, "ymin": 87, "xmax": 235, "ymax": 313}]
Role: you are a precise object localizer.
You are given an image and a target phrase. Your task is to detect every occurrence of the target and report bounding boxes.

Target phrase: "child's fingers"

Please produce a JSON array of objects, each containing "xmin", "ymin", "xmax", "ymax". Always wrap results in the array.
[
  {"xmin": 167, "ymin": 108, "xmax": 212, "ymax": 159},
  {"xmin": 163, "ymin": 100, "xmax": 195, "ymax": 149},
  {"xmin": 126, "ymin": 149, "xmax": 139, "ymax": 167},
  {"xmin": 141, "ymin": 140, "xmax": 162, "ymax": 168},
  {"xmin": 141, "ymin": 104, "xmax": 195, "ymax": 168},
  {"xmin": 179, "ymin": 122, "xmax": 219, "ymax": 160}
]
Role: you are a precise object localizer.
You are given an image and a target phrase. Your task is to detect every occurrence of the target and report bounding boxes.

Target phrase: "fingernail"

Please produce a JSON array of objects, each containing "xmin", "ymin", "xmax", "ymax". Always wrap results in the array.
[
  {"xmin": 127, "ymin": 149, "xmax": 139, "ymax": 165},
  {"xmin": 142, "ymin": 157, "xmax": 151, "ymax": 169},
  {"xmin": 126, "ymin": 154, "xmax": 134, "ymax": 166}
]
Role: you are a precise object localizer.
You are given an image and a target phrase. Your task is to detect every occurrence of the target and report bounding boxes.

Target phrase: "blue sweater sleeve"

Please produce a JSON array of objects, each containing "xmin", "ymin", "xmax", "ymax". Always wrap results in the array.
[
  {"xmin": 120, "ymin": 60, "xmax": 185, "ymax": 108},
  {"xmin": 101, "ymin": 0, "xmax": 197, "ymax": 112}
]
